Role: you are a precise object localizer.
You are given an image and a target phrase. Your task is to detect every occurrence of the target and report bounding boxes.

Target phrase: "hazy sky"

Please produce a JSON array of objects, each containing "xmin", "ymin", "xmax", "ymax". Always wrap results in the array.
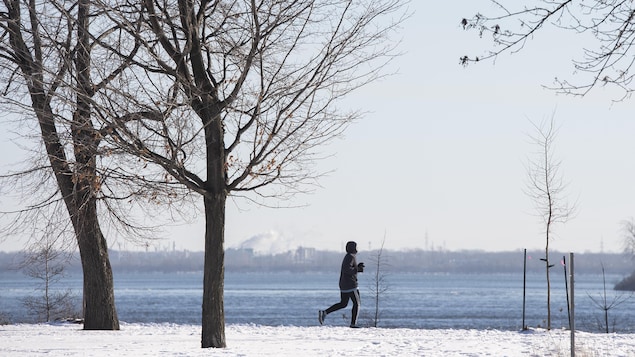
[{"xmin": 3, "ymin": 2, "xmax": 635, "ymax": 254}]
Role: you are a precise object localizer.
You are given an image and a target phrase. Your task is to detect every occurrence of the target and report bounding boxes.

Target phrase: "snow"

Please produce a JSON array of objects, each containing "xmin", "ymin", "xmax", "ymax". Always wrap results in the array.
[{"xmin": 1, "ymin": 323, "xmax": 635, "ymax": 356}]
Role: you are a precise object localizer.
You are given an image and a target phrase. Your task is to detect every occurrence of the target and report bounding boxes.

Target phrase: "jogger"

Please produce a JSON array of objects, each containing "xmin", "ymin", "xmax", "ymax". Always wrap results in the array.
[{"xmin": 319, "ymin": 241, "xmax": 364, "ymax": 328}]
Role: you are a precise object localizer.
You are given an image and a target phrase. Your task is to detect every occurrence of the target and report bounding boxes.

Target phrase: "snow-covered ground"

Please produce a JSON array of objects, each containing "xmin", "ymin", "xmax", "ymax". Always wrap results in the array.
[{"xmin": 1, "ymin": 323, "xmax": 635, "ymax": 356}]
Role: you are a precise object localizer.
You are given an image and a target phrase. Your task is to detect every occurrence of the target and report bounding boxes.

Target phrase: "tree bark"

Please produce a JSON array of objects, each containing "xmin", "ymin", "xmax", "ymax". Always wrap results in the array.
[
  {"xmin": 201, "ymin": 194, "xmax": 226, "ymax": 348},
  {"xmin": 201, "ymin": 109, "xmax": 227, "ymax": 348},
  {"xmin": 74, "ymin": 197, "xmax": 119, "ymax": 330}
]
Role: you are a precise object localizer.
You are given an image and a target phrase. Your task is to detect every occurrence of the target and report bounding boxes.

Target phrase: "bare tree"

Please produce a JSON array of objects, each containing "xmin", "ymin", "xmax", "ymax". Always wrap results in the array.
[
  {"xmin": 613, "ymin": 218, "xmax": 635, "ymax": 291},
  {"xmin": 368, "ymin": 236, "xmax": 390, "ymax": 328},
  {"xmin": 93, "ymin": 0, "xmax": 407, "ymax": 348},
  {"xmin": 0, "ymin": 0, "xmax": 190, "ymax": 330},
  {"xmin": 525, "ymin": 117, "xmax": 575, "ymax": 330},
  {"xmin": 621, "ymin": 218, "xmax": 635, "ymax": 259},
  {"xmin": 587, "ymin": 263, "xmax": 632, "ymax": 333},
  {"xmin": 0, "ymin": 0, "xmax": 123, "ymax": 330},
  {"xmin": 19, "ymin": 222, "xmax": 79, "ymax": 323},
  {"xmin": 461, "ymin": 0, "xmax": 635, "ymax": 100}
]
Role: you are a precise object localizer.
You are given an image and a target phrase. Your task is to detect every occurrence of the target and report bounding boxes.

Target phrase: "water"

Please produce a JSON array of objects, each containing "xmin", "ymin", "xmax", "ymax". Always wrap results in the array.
[{"xmin": 2, "ymin": 270, "xmax": 634, "ymax": 332}]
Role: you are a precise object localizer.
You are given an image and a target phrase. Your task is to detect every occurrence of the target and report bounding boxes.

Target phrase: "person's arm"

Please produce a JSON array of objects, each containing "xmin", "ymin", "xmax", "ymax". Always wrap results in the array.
[{"xmin": 342, "ymin": 254, "xmax": 357, "ymax": 276}]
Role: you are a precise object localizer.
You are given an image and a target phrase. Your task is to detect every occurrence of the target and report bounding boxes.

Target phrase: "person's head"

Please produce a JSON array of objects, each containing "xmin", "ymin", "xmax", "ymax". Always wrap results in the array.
[{"xmin": 345, "ymin": 241, "xmax": 358, "ymax": 254}]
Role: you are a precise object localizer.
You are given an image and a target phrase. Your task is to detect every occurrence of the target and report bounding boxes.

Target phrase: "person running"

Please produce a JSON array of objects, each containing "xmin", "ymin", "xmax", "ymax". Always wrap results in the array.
[{"xmin": 319, "ymin": 241, "xmax": 365, "ymax": 328}]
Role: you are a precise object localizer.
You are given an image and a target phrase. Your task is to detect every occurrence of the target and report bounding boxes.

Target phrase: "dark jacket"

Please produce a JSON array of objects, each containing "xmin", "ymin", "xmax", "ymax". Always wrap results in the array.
[{"xmin": 339, "ymin": 241, "xmax": 359, "ymax": 291}]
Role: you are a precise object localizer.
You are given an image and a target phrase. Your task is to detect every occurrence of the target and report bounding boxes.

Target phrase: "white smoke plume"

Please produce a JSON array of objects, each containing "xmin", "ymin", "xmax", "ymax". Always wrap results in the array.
[{"xmin": 237, "ymin": 230, "xmax": 299, "ymax": 255}]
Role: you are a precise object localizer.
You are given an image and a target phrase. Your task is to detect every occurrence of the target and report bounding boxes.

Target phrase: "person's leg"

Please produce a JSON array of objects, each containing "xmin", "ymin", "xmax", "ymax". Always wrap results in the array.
[
  {"xmin": 325, "ymin": 292, "xmax": 351, "ymax": 314},
  {"xmin": 350, "ymin": 289, "xmax": 361, "ymax": 327},
  {"xmin": 320, "ymin": 291, "xmax": 354, "ymax": 324}
]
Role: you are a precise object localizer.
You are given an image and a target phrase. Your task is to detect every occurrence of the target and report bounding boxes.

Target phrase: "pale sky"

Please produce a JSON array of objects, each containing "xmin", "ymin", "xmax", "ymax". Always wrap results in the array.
[{"xmin": 3, "ymin": 2, "xmax": 635, "ymax": 254}]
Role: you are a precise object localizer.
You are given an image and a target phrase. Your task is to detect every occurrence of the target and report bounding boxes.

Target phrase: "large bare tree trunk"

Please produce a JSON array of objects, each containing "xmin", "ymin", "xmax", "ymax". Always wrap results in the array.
[
  {"xmin": 70, "ymin": 0, "xmax": 119, "ymax": 330},
  {"xmin": 74, "ymin": 198, "xmax": 119, "ymax": 330},
  {"xmin": 29, "ymin": 75, "xmax": 120, "ymax": 330},
  {"xmin": 201, "ymin": 194, "xmax": 226, "ymax": 348},
  {"xmin": 201, "ymin": 108, "xmax": 227, "ymax": 348}
]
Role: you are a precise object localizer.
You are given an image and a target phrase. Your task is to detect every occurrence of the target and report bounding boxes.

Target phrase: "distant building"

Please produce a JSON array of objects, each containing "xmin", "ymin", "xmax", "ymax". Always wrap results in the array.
[{"xmin": 294, "ymin": 247, "xmax": 315, "ymax": 265}]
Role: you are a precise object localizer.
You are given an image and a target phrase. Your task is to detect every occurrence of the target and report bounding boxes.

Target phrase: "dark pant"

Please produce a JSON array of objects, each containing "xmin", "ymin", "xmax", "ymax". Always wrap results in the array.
[{"xmin": 325, "ymin": 289, "xmax": 360, "ymax": 326}]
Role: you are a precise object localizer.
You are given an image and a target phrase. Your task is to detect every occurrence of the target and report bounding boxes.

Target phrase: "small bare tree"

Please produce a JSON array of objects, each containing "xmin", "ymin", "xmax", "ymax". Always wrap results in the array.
[
  {"xmin": 614, "ymin": 218, "xmax": 635, "ymax": 291},
  {"xmin": 368, "ymin": 237, "xmax": 390, "ymax": 327},
  {"xmin": 525, "ymin": 117, "xmax": 575, "ymax": 330},
  {"xmin": 587, "ymin": 263, "xmax": 632, "ymax": 333},
  {"xmin": 621, "ymin": 218, "xmax": 635, "ymax": 259},
  {"xmin": 19, "ymin": 224, "xmax": 78, "ymax": 322}
]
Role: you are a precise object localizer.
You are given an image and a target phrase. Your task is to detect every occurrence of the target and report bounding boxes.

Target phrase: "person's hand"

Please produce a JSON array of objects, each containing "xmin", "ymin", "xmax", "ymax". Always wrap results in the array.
[{"xmin": 357, "ymin": 262, "xmax": 365, "ymax": 272}]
